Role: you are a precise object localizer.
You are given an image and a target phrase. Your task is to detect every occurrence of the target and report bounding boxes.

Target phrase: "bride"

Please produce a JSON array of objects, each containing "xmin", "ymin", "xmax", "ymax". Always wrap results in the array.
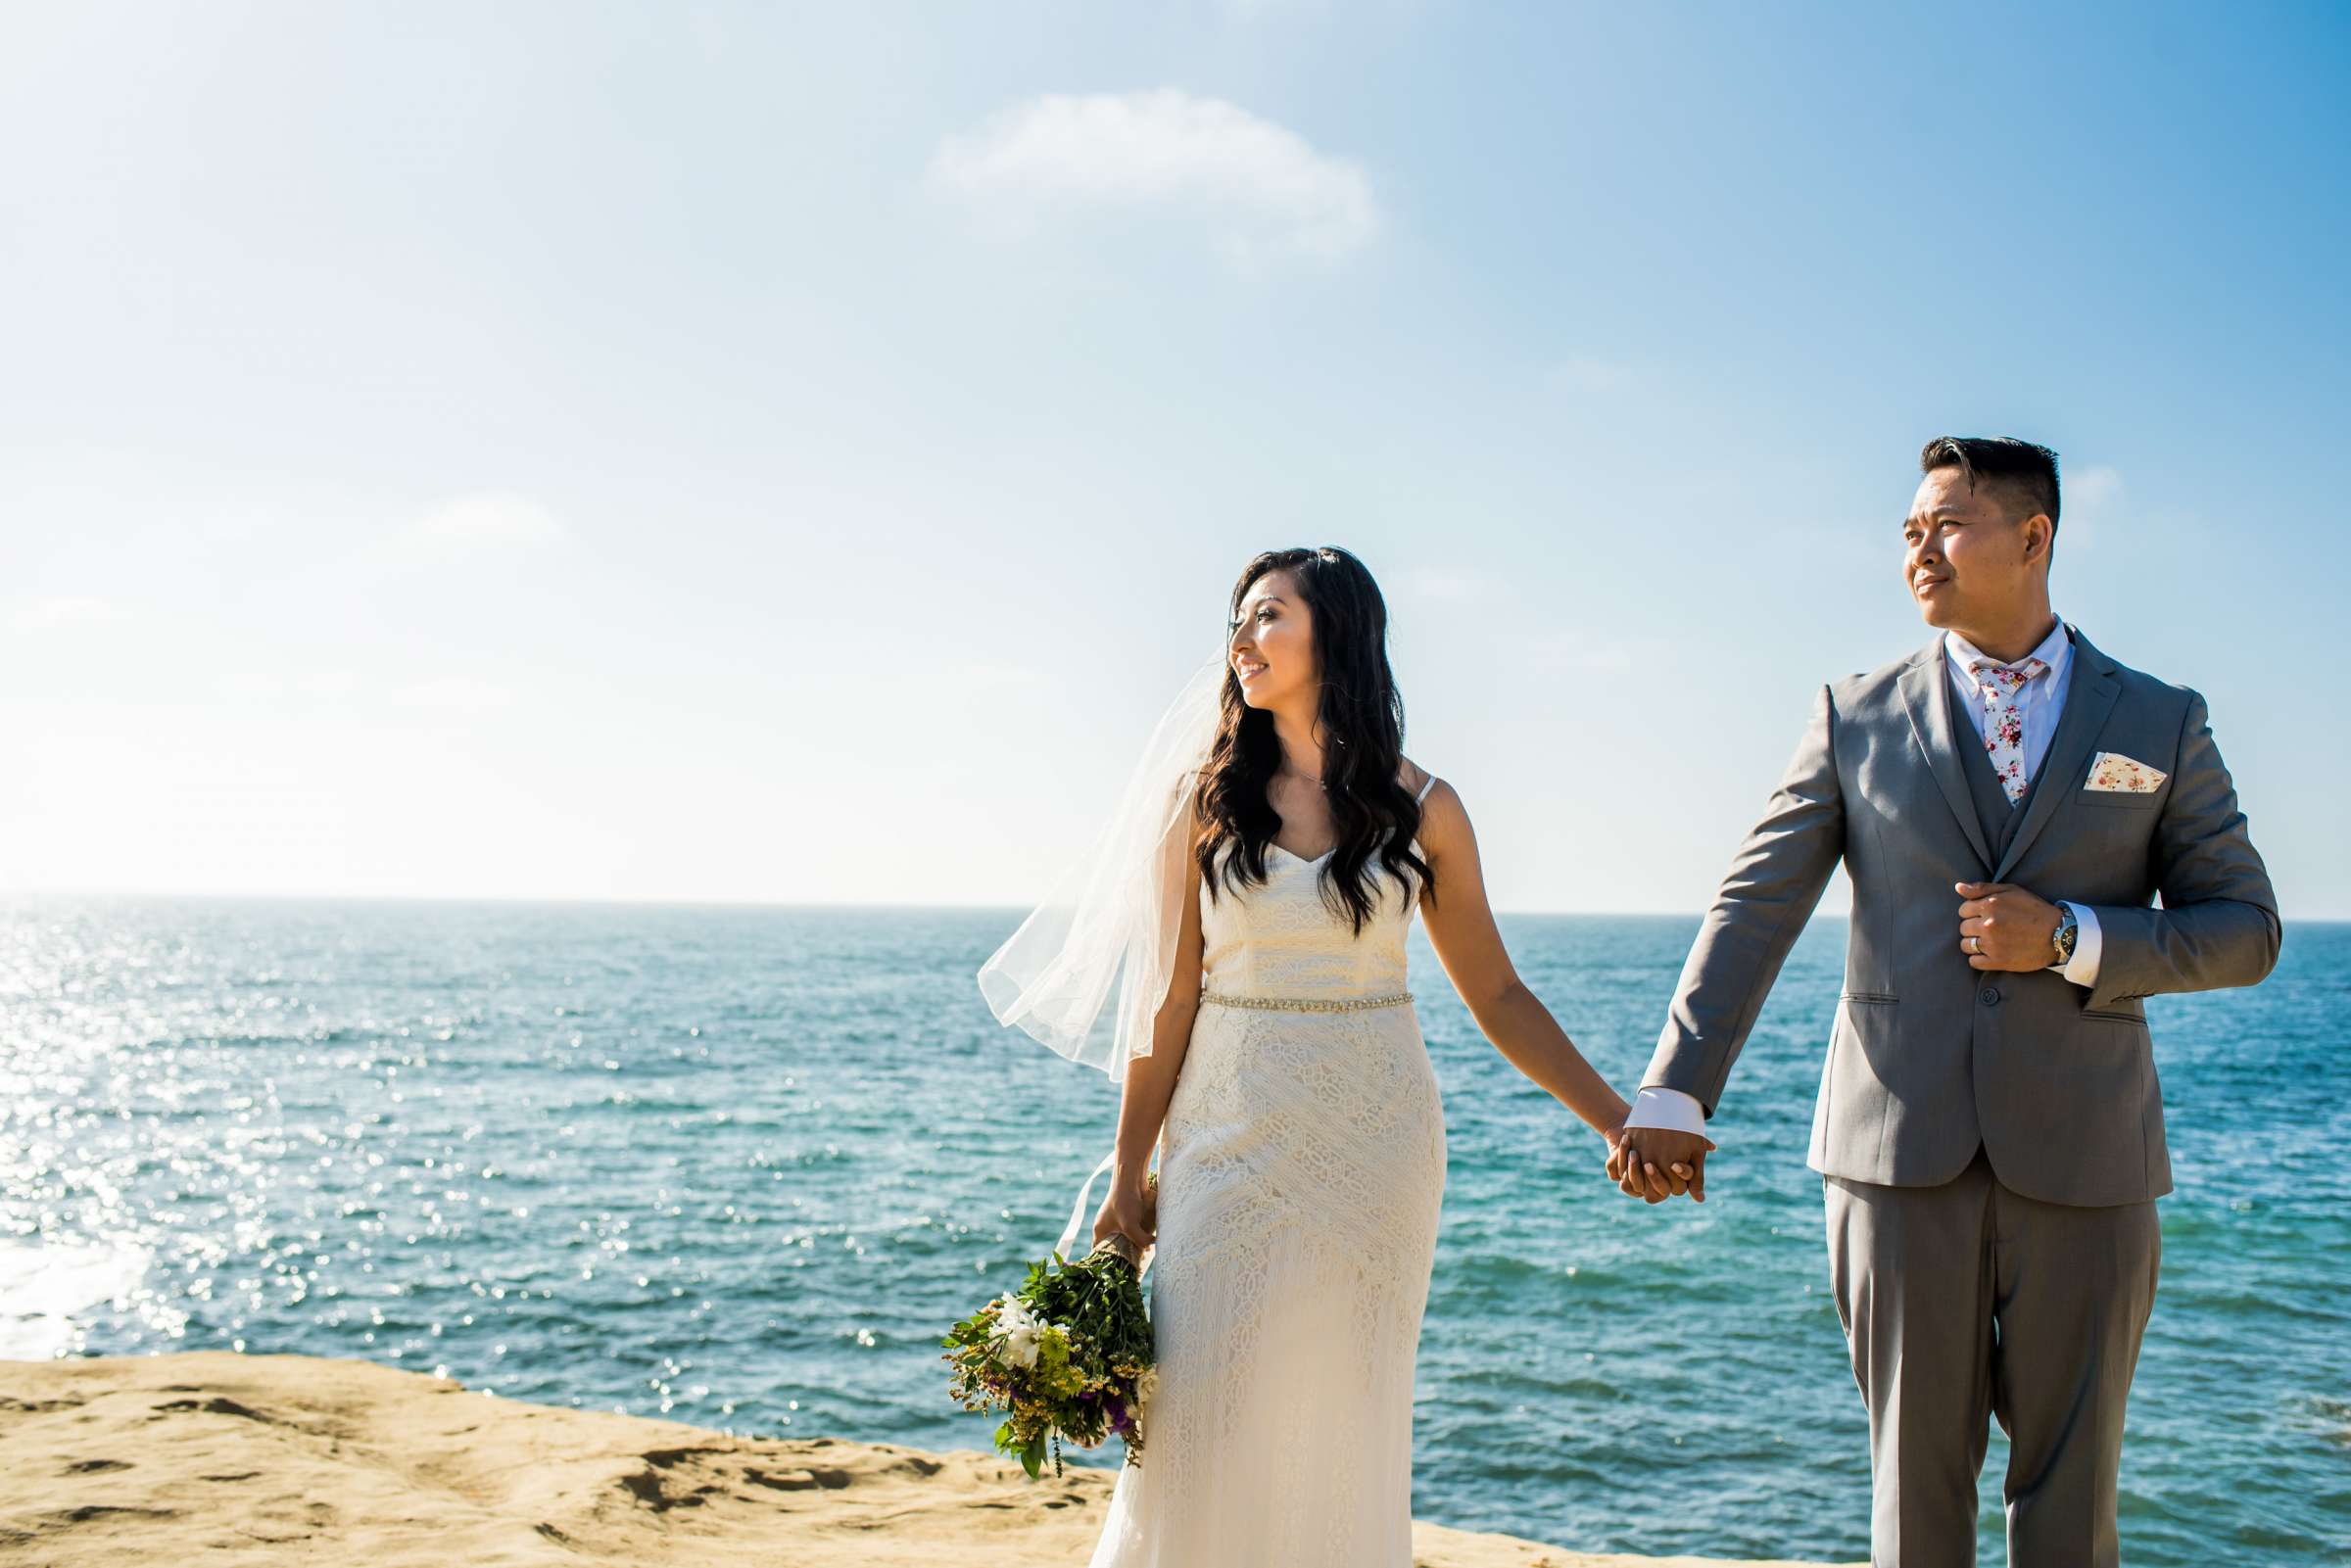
[{"xmin": 981, "ymin": 546, "xmax": 1688, "ymax": 1566}]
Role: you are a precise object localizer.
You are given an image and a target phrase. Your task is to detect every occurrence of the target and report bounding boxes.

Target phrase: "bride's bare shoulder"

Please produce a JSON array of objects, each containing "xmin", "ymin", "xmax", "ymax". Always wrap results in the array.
[
  {"xmin": 1399, "ymin": 756, "xmax": 1464, "ymax": 825},
  {"xmin": 1397, "ymin": 757, "xmax": 1449, "ymax": 802}
]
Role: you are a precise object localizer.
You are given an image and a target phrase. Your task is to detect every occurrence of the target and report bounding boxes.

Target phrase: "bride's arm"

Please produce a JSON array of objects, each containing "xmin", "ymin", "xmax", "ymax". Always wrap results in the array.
[
  {"xmin": 1095, "ymin": 812, "xmax": 1207, "ymax": 1250},
  {"xmin": 1415, "ymin": 777, "xmax": 1634, "ymax": 1153}
]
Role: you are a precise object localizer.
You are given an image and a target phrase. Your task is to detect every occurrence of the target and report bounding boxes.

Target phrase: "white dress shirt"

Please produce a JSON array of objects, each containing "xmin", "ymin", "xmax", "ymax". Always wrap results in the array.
[{"xmin": 1626, "ymin": 617, "xmax": 2104, "ymax": 1138}]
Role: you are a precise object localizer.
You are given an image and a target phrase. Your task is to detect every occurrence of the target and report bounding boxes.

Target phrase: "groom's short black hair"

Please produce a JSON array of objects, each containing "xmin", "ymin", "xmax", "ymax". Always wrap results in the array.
[{"xmin": 1920, "ymin": 436, "xmax": 2061, "ymax": 539}]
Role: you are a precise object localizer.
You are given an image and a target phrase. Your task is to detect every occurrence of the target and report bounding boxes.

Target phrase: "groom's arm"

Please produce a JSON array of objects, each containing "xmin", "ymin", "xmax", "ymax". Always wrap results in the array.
[
  {"xmin": 2076, "ymin": 690, "xmax": 2280, "ymax": 1012},
  {"xmin": 1642, "ymin": 683, "xmax": 1847, "ymax": 1117}
]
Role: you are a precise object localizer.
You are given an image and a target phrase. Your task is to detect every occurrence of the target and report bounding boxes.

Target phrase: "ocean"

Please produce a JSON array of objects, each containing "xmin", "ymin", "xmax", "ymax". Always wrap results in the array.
[{"xmin": 1, "ymin": 897, "xmax": 2343, "ymax": 1563}]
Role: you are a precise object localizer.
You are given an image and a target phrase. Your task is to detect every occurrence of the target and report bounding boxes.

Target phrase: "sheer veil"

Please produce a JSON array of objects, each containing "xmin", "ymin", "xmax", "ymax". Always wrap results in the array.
[{"xmin": 977, "ymin": 652, "xmax": 1225, "ymax": 1084}]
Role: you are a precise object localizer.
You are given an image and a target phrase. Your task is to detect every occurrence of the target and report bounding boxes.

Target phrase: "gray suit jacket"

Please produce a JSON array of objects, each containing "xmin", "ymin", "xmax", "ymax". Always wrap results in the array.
[{"xmin": 1642, "ymin": 626, "xmax": 2279, "ymax": 1207}]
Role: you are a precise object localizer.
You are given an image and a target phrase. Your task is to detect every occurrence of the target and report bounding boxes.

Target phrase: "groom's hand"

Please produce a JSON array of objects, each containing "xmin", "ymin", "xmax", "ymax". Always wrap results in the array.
[
  {"xmin": 1608, "ymin": 1126, "xmax": 1712, "ymax": 1204},
  {"xmin": 1954, "ymin": 881, "xmax": 2061, "ymax": 972}
]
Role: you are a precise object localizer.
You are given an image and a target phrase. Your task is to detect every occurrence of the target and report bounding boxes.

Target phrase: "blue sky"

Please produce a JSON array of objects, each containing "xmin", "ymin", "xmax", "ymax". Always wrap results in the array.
[{"xmin": 4, "ymin": 1, "xmax": 2345, "ymax": 916}]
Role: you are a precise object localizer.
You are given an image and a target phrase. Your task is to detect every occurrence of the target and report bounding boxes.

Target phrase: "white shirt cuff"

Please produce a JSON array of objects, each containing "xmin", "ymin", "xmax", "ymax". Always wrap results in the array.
[
  {"xmin": 1623, "ymin": 1086, "xmax": 1709, "ymax": 1136},
  {"xmin": 2052, "ymin": 901, "xmax": 2102, "ymax": 987}
]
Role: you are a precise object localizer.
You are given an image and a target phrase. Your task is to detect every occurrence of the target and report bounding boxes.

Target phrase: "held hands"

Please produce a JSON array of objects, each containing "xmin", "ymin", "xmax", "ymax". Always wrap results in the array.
[
  {"xmin": 1954, "ymin": 881, "xmax": 2060, "ymax": 972},
  {"xmin": 1606, "ymin": 1122, "xmax": 1714, "ymax": 1204},
  {"xmin": 1091, "ymin": 1170, "xmax": 1158, "ymax": 1255},
  {"xmin": 1602, "ymin": 881, "xmax": 2062, "ymax": 1210}
]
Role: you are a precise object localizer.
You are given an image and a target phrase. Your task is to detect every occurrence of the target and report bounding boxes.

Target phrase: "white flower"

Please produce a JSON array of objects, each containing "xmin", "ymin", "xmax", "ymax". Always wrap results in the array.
[
  {"xmin": 1132, "ymin": 1365, "xmax": 1160, "ymax": 1413},
  {"xmin": 989, "ymin": 1296, "xmax": 1043, "ymax": 1369}
]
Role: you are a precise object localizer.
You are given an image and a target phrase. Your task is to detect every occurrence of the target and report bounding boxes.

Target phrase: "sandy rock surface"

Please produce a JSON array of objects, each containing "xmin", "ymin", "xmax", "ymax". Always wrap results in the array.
[{"xmin": 0, "ymin": 1353, "xmax": 1847, "ymax": 1567}]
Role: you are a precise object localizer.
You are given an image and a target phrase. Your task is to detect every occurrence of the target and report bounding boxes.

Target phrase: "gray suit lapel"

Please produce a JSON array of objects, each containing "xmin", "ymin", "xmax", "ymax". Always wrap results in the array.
[
  {"xmin": 1897, "ymin": 640, "xmax": 1994, "ymax": 871},
  {"xmin": 1992, "ymin": 624, "xmax": 2123, "ymax": 882}
]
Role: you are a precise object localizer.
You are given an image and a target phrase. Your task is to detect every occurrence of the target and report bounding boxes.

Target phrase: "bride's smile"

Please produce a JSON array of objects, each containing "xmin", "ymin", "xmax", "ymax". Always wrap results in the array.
[{"xmin": 1227, "ymin": 579, "xmax": 1314, "ymax": 710}]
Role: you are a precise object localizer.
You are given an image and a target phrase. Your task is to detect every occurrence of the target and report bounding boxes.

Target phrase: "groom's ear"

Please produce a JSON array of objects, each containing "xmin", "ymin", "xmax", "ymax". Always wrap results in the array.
[{"xmin": 2021, "ymin": 510, "xmax": 2055, "ymax": 570}]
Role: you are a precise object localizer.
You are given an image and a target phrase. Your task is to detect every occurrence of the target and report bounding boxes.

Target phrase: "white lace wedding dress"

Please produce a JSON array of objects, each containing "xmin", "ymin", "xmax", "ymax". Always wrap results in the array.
[{"xmin": 1085, "ymin": 776, "xmax": 1449, "ymax": 1567}]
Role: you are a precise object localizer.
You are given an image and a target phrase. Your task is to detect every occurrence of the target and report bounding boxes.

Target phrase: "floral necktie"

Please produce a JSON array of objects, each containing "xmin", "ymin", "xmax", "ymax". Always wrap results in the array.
[{"xmin": 1970, "ymin": 657, "xmax": 2049, "ymax": 804}]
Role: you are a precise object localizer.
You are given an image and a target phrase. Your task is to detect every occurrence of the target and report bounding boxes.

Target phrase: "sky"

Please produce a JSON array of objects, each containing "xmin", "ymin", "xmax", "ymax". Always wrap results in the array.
[{"xmin": 4, "ymin": 1, "xmax": 2347, "ymax": 918}]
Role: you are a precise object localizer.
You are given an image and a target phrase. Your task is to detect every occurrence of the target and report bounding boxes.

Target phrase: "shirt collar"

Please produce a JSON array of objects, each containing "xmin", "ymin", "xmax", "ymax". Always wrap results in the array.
[{"xmin": 1944, "ymin": 615, "xmax": 2072, "ymax": 692}]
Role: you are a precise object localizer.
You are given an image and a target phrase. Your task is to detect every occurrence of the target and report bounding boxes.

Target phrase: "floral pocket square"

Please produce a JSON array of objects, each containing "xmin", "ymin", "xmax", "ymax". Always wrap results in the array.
[{"xmin": 2086, "ymin": 752, "xmax": 2167, "ymax": 793}]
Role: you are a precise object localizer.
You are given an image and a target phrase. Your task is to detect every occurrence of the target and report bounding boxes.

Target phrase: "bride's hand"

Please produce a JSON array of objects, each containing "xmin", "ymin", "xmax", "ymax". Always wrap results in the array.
[
  {"xmin": 1607, "ymin": 1123, "xmax": 1708, "ymax": 1203},
  {"xmin": 1602, "ymin": 1117, "xmax": 1633, "ymax": 1175},
  {"xmin": 1092, "ymin": 1171, "xmax": 1157, "ymax": 1253}
]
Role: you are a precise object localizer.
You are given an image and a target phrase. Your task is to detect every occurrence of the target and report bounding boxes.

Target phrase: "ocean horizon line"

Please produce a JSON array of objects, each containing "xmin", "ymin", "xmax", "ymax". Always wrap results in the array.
[{"xmin": 5, "ymin": 889, "xmax": 2348, "ymax": 927}]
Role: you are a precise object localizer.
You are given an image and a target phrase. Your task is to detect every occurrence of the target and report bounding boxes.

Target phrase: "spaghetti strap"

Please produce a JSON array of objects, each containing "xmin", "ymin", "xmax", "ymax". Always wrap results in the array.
[{"xmin": 1414, "ymin": 771, "xmax": 1438, "ymax": 804}]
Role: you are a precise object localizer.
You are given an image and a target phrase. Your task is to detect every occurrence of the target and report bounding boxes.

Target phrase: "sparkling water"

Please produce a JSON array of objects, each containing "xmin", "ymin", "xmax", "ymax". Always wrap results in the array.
[{"xmin": 2, "ymin": 897, "xmax": 2342, "ymax": 1562}]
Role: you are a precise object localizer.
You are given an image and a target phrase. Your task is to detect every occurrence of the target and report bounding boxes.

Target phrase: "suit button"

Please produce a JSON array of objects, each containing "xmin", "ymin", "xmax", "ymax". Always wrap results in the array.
[{"xmin": 1979, "ymin": 986, "xmax": 2001, "ymax": 1007}]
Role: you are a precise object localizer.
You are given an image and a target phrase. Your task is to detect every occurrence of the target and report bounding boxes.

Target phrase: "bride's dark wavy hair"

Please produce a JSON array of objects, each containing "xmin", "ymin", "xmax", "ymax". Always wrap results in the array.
[{"xmin": 1193, "ymin": 546, "xmax": 1430, "ymax": 934}]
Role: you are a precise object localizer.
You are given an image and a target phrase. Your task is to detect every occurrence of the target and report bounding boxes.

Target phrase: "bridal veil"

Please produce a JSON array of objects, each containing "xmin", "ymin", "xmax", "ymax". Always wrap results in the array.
[{"xmin": 976, "ymin": 653, "xmax": 1225, "ymax": 1083}]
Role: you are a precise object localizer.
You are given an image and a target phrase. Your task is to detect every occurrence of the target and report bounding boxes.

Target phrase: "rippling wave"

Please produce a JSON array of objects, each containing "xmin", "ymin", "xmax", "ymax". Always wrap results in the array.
[{"xmin": 1, "ymin": 897, "xmax": 2342, "ymax": 1563}]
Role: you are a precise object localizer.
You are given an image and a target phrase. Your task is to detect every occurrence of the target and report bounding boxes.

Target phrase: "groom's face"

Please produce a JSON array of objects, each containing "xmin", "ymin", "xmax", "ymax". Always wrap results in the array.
[{"xmin": 1902, "ymin": 466, "xmax": 2038, "ymax": 631}]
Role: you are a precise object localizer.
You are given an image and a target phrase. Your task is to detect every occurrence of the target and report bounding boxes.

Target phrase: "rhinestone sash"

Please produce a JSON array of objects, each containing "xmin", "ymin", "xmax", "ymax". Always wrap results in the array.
[{"xmin": 1200, "ymin": 990, "xmax": 1414, "ymax": 1014}]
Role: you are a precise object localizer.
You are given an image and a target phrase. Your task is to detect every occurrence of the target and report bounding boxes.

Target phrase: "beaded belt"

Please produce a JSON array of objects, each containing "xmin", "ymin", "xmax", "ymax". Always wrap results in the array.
[{"xmin": 1200, "ymin": 990, "xmax": 1414, "ymax": 1014}]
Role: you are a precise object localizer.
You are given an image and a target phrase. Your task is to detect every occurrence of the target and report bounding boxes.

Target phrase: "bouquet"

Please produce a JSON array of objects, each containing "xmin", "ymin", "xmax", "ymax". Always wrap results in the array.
[{"xmin": 943, "ymin": 1230, "xmax": 1158, "ymax": 1479}]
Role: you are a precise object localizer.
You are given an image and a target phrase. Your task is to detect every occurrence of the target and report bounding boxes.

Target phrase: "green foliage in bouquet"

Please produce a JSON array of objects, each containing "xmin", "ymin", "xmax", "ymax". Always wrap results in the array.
[{"xmin": 942, "ymin": 1237, "xmax": 1158, "ymax": 1480}]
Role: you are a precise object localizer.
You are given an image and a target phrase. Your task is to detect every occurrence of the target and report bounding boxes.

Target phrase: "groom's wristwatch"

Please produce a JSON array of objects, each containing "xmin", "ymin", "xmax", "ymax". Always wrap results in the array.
[{"xmin": 2050, "ymin": 904, "xmax": 2080, "ymax": 969}]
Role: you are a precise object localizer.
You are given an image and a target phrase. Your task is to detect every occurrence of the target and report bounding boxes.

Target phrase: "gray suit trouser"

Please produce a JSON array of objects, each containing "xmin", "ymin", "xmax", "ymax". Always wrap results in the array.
[{"xmin": 1824, "ymin": 1148, "xmax": 2161, "ymax": 1568}]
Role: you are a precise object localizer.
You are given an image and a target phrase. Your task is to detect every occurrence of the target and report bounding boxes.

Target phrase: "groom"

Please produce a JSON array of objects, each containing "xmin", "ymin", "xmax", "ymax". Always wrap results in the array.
[{"xmin": 1612, "ymin": 437, "xmax": 2279, "ymax": 1566}]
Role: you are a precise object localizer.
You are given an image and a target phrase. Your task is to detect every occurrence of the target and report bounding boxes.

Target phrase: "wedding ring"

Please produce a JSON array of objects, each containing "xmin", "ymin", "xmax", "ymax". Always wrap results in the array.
[{"xmin": 1967, "ymin": 935, "xmax": 1981, "ymax": 953}]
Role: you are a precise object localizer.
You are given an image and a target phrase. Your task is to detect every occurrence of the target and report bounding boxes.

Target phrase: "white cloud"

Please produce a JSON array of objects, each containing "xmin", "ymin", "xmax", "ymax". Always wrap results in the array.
[
  {"xmin": 299, "ymin": 670, "xmax": 360, "ymax": 699},
  {"xmin": 2062, "ymin": 463, "xmax": 2121, "ymax": 551},
  {"xmin": 2069, "ymin": 464, "xmax": 2123, "ymax": 511},
  {"xmin": 10, "ymin": 595, "xmax": 124, "ymax": 633},
  {"xmin": 928, "ymin": 89, "xmax": 1379, "ymax": 267},
  {"xmin": 396, "ymin": 492, "xmax": 564, "ymax": 561},
  {"xmin": 392, "ymin": 676, "xmax": 515, "ymax": 714},
  {"xmin": 212, "ymin": 672, "xmax": 287, "ymax": 704},
  {"xmin": 214, "ymin": 670, "xmax": 360, "ymax": 705}
]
